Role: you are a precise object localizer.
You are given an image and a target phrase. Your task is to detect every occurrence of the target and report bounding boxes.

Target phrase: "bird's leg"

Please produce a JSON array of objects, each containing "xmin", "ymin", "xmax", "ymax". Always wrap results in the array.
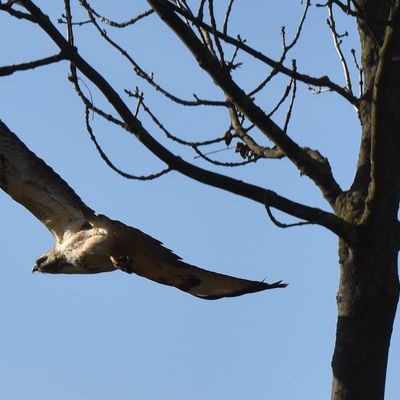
[{"xmin": 110, "ymin": 255, "xmax": 134, "ymax": 274}]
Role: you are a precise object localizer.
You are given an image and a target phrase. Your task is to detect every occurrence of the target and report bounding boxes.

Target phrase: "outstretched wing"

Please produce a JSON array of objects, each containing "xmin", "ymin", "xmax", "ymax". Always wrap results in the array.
[
  {"xmin": 94, "ymin": 215, "xmax": 287, "ymax": 300},
  {"xmin": 0, "ymin": 120, "xmax": 94, "ymax": 241},
  {"xmin": 0, "ymin": 120, "xmax": 286, "ymax": 299}
]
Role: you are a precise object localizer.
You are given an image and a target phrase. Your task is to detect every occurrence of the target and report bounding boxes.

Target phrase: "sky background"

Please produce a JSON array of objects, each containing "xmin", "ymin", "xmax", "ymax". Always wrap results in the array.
[{"xmin": 0, "ymin": 1, "xmax": 398, "ymax": 399}]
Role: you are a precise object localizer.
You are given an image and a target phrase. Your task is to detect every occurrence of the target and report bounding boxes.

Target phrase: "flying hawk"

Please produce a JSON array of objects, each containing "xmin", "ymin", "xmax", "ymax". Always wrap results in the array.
[{"xmin": 0, "ymin": 120, "xmax": 286, "ymax": 299}]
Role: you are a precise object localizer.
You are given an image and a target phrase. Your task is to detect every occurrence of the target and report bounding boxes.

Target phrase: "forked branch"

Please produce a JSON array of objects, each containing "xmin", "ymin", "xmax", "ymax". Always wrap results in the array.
[
  {"xmin": 16, "ymin": 0, "xmax": 356, "ymax": 242},
  {"xmin": 146, "ymin": 0, "xmax": 343, "ymax": 208},
  {"xmin": 164, "ymin": 0, "xmax": 359, "ymax": 106}
]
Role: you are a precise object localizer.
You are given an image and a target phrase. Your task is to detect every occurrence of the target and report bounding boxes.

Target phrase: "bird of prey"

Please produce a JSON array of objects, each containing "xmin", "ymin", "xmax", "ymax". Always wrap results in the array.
[{"xmin": 0, "ymin": 120, "xmax": 286, "ymax": 299}]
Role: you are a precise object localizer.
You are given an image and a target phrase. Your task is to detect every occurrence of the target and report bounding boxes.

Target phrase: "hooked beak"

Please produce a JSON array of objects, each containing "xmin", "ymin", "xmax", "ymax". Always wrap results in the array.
[{"xmin": 32, "ymin": 264, "xmax": 40, "ymax": 274}]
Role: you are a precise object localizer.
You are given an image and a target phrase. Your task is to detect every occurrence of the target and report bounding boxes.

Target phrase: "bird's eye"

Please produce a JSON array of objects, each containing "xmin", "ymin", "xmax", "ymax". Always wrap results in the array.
[{"xmin": 36, "ymin": 255, "xmax": 48, "ymax": 265}]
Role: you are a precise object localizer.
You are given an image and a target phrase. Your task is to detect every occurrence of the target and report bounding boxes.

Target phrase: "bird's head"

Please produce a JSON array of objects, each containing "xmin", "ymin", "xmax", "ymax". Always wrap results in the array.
[{"xmin": 33, "ymin": 250, "xmax": 68, "ymax": 274}]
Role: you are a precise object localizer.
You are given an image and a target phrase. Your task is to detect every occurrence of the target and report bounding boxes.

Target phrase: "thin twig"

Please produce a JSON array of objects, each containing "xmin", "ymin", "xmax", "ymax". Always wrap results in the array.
[
  {"xmin": 137, "ymin": 93, "xmax": 226, "ymax": 147},
  {"xmin": 327, "ymin": 2, "xmax": 353, "ymax": 94},
  {"xmin": 316, "ymin": 0, "xmax": 358, "ymax": 17},
  {"xmin": 248, "ymin": 0, "xmax": 310, "ymax": 98},
  {"xmin": 208, "ymin": 0, "xmax": 225, "ymax": 65},
  {"xmin": 174, "ymin": 0, "xmax": 193, "ymax": 27},
  {"xmin": 283, "ymin": 62, "xmax": 297, "ymax": 134},
  {"xmin": 194, "ymin": 146, "xmax": 234, "ymax": 158},
  {"xmin": 228, "ymin": 105, "xmax": 285, "ymax": 159},
  {"xmin": 165, "ymin": 1, "xmax": 359, "ymax": 105},
  {"xmin": 192, "ymin": 144, "xmax": 259, "ymax": 167},
  {"xmin": 317, "ymin": 0, "xmax": 385, "ymax": 45},
  {"xmin": 58, "ymin": 16, "xmax": 91, "ymax": 26},
  {"xmin": 265, "ymin": 202, "xmax": 311, "ymax": 229},
  {"xmin": 134, "ymin": 91, "xmax": 144, "ymax": 117},
  {"xmin": 82, "ymin": 5, "xmax": 225, "ymax": 107},
  {"xmin": 267, "ymin": 81, "xmax": 293, "ymax": 118},
  {"xmin": 197, "ymin": 0, "xmax": 207, "ymax": 19},
  {"xmin": 79, "ymin": 0, "xmax": 154, "ymax": 28},
  {"xmin": 64, "ymin": 0, "xmax": 74, "ymax": 46},
  {"xmin": 84, "ymin": 105, "xmax": 171, "ymax": 180},
  {"xmin": 222, "ymin": 0, "xmax": 235, "ymax": 35},
  {"xmin": 69, "ymin": 67, "xmax": 125, "ymax": 127},
  {"xmin": 351, "ymin": 48, "xmax": 363, "ymax": 97}
]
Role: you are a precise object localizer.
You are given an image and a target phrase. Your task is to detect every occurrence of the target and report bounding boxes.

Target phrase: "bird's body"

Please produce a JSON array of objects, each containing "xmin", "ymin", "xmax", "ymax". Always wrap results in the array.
[
  {"xmin": 0, "ymin": 120, "xmax": 287, "ymax": 299},
  {"xmin": 34, "ymin": 224, "xmax": 114, "ymax": 274}
]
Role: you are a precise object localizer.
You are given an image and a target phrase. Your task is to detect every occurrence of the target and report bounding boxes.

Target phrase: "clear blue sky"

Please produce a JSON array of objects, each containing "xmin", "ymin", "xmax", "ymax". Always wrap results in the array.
[{"xmin": 0, "ymin": 1, "xmax": 398, "ymax": 399}]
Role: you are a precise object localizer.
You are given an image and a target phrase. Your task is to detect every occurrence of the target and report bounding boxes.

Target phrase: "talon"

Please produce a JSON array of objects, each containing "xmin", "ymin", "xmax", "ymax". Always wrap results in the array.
[{"xmin": 110, "ymin": 255, "xmax": 132, "ymax": 273}]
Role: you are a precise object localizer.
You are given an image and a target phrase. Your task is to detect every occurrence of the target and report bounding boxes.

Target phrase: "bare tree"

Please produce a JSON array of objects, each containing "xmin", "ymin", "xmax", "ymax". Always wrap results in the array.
[{"xmin": 0, "ymin": 0, "xmax": 399, "ymax": 399}]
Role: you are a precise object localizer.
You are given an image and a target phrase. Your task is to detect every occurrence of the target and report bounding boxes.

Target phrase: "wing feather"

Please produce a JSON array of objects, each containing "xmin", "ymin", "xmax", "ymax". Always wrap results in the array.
[
  {"xmin": 0, "ymin": 120, "xmax": 286, "ymax": 299},
  {"xmin": 95, "ymin": 215, "xmax": 287, "ymax": 299},
  {"xmin": 0, "ymin": 120, "xmax": 94, "ymax": 241}
]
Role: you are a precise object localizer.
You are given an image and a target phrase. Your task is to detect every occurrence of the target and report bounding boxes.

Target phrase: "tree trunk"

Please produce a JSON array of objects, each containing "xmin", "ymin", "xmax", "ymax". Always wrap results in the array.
[
  {"xmin": 330, "ymin": 3, "xmax": 400, "ymax": 397},
  {"xmin": 331, "ymin": 235, "xmax": 399, "ymax": 399}
]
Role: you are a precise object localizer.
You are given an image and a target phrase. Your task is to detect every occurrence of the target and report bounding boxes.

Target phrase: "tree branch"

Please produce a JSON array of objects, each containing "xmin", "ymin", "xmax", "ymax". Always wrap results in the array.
[
  {"xmin": 77, "ymin": 1, "xmax": 154, "ymax": 28},
  {"xmin": 228, "ymin": 105, "xmax": 284, "ymax": 159},
  {"xmin": 0, "ymin": 1, "xmax": 36, "ymax": 22},
  {"xmin": 83, "ymin": 105, "xmax": 172, "ymax": 181},
  {"xmin": 15, "ymin": 0, "xmax": 356, "ymax": 242},
  {"xmin": 164, "ymin": 0, "xmax": 359, "ymax": 106},
  {"xmin": 327, "ymin": 3, "xmax": 353, "ymax": 94},
  {"xmin": 79, "ymin": 0, "xmax": 226, "ymax": 107},
  {"xmin": 264, "ymin": 202, "xmax": 311, "ymax": 229},
  {"xmin": 248, "ymin": 0, "xmax": 311, "ymax": 98},
  {"xmin": 0, "ymin": 52, "xmax": 65, "ymax": 76},
  {"xmin": 145, "ymin": 0, "xmax": 343, "ymax": 208}
]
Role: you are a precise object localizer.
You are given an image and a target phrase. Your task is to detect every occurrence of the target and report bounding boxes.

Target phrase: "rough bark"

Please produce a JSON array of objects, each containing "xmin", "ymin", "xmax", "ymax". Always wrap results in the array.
[
  {"xmin": 331, "ymin": 1, "xmax": 400, "ymax": 398},
  {"xmin": 331, "ymin": 235, "xmax": 399, "ymax": 399}
]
